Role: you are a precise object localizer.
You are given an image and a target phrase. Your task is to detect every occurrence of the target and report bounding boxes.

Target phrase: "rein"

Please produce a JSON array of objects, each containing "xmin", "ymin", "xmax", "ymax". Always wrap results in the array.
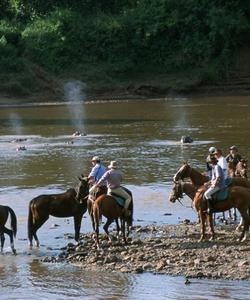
[{"xmin": 175, "ymin": 182, "xmax": 193, "ymax": 209}]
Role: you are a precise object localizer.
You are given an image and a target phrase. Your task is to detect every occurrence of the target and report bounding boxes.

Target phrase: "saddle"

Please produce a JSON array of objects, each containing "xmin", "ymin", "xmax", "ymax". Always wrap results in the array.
[
  {"xmin": 202, "ymin": 187, "xmax": 229, "ymax": 214},
  {"xmin": 212, "ymin": 187, "xmax": 229, "ymax": 202},
  {"xmin": 109, "ymin": 192, "xmax": 126, "ymax": 207}
]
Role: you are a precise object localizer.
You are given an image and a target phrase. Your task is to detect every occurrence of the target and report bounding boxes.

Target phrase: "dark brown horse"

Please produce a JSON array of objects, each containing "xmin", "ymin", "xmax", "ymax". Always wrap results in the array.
[
  {"xmin": 87, "ymin": 185, "xmax": 133, "ymax": 248},
  {"xmin": 169, "ymin": 181, "xmax": 250, "ymax": 242},
  {"xmin": 0, "ymin": 205, "xmax": 17, "ymax": 254},
  {"xmin": 28, "ymin": 177, "xmax": 89, "ymax": 249}
]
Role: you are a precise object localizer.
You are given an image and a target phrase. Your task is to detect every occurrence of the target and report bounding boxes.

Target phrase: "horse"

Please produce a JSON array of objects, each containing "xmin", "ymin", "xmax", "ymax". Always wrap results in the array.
[
  {"xmin": 168, "ymin": 181, "xmax": 250, "ymax": 242},
  {"xmin": 228, "ymin": 159, "xmax": 248, "ymax": 178},
  {"xmin": 27, "ymin": 177, "xmax": 89, "ymax": 249},
  {"xmin": 87, "ymin": 185, "xmax": 134, "ymax": 248},
  {"xmin": 0, "ymin": 205, "xmax": 17, "ymax": 255},
  {"xmin": 173, "ymin": 161, "xmax": 250, "ymax": 221}
]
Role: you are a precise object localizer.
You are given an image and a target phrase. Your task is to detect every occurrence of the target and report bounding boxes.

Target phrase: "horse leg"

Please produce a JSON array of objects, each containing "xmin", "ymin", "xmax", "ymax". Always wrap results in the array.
[
  {"xmin": 74, "ymin": 214, "xmax": 83, "ymax": 242},
  {"xmin": 93, "ymin": 206, "xmax": 100, "ymax": 248},
  {"xmin": 236, "ymin": 217, "xmax": 244, "ymax": 231},
  {"xmin": 121, "ymin": 217, "xmax": 127, "ymax": 244},
  {"xmin": 233, "ymin": 208, "xmax": 237, "ymax": 221},
  {"xmin": 198, "ymin": 211, "xmax": 206, "ymax": 242},
  {"xmin": 3, "ymin": 227, "xmax": 16, "ymax": 255},
  {"xmin": 103, "ymin": 218, "xmax": 113, "ymax": 243},
  {"xmin": 237, "ymin": 209, "xmax": 249, "ymax": 242},
  {"xmin": 115, "ymin": 219, "xmax": 121, "ymax": 238},
  {"xmin": 0, "ymin": 232, "xmax": 5, "ymax": 253},
  {"xmin": 30, "ymin": 216, "xmax": 49, "ymax": 248},
  {"xmin": 207, "ymin": 214, "xmax": 215, "ymax": 241}
]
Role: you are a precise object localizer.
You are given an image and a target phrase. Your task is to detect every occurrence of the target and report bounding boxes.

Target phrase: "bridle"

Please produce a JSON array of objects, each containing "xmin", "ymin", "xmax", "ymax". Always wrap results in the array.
[{"xmin": 75, "ymin": 179, "xmax": 89, "ymax": 203}]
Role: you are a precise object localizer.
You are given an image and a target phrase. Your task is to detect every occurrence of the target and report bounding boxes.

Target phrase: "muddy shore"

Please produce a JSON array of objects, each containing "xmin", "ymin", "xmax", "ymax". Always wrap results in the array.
[{"xmin": 43, "ymin": 223, "xmax": 250, "ymax": 281}]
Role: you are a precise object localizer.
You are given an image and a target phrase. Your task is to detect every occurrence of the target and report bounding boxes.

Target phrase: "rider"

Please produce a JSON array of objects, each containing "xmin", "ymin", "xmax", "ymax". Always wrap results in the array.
[
  {"xmin": 226, "ymin": 146, "xmax": 242, "ymax": 176},
  {"xmin": 214, "ymin": 149, "xmax": 228, "ymax": 179},
  {"xmin": 204, "ymin": 155, "xmax": 226, "ymax": 214},
  {"xmin": 95, "ymin": 160, "xmax": 132, "ymax": 217},
  {"xmin": 206, "ymin": 147, "xmax": 217, "ymax": 179},
  {"xmin": 88, "ymin": 156, "xmax": 107, "ymax": 189}
]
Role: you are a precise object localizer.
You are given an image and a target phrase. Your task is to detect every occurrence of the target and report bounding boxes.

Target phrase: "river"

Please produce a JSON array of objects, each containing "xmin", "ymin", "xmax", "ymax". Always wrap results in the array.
[{"xmin": 0, "ymin": 96, "xmax": 250, "ymax": 299}]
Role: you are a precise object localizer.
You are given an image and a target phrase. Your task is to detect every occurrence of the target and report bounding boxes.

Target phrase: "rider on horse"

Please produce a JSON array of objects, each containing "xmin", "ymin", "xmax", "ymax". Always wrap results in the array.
[
  {"xmin": 88, "ymin": 156, "xmax": 106, "ymax": 185},
  {"xmin": 206, "ymin": 147, "xmax": 217, "ymax": 179},
  {"xmin": 226, "ymin": 145, "xmax": 242, "ymax": 176},
  {"xmin": 94, "ymin": 161, "xmax": 132, "ymax": 217},
  {"xmin": 204, "ymin": 155, "xmax": 226, "ymax": 214}
]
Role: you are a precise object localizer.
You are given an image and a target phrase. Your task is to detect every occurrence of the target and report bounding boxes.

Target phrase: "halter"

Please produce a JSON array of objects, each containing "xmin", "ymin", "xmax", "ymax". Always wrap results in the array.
[
  {"xmin": 75, "ymin": 178, "xmax": 89, "ymax": 203},
  {"xmin": 174, "ymin": 182, "xmax": 195, "ymax": 209}
]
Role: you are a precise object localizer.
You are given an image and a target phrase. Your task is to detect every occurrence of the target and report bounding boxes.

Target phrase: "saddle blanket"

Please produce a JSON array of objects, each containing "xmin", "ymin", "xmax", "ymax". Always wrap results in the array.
[
  {"xmin": 213, "ymin": 187, "xmax": 229, "ymax": 202},
  {"xmin": 110, "ymin": 193, "xmax": 125, "ymax": 207}
]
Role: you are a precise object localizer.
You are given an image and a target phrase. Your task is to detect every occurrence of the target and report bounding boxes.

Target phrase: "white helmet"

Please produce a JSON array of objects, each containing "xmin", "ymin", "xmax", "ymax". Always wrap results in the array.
[{"xmin": 208, "ymin": 147, "xmax": 216, "ymax": 154}]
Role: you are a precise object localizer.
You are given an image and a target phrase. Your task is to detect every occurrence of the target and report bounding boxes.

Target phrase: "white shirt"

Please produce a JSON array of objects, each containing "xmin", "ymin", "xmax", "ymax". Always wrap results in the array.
[{"xmin": 217, "ymin": 156, "xmax": 228, "ymax": 179}]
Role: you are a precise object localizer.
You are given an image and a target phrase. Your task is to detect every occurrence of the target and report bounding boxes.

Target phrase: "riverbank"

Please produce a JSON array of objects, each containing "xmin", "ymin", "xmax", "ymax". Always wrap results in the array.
[{"xmin": 43, "ymin": 223, "xmax": 250, "ymax": 281}]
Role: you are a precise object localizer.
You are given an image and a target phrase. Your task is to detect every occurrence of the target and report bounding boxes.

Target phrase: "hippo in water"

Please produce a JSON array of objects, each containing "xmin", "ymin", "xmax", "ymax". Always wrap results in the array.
[{"xmin": 180, "ymin": 136, "xmax": 193, "ymax": 144}]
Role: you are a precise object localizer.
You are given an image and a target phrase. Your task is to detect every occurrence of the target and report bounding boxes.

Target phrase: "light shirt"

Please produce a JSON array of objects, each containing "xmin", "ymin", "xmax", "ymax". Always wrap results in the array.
[
  {"xmin": 217, "ymin": 156, "xmax": 228, "ymax": 179},
  {"xmin": 97, "ymin": 168, "xmax": 122, "ymax": 189},
  {"xmin": 211, "ymin": 164, "xmax": 226, "ymax": 188},
  {"xmin": 89, "ymin": 163, "xmax": 106, "ymax": 183}
]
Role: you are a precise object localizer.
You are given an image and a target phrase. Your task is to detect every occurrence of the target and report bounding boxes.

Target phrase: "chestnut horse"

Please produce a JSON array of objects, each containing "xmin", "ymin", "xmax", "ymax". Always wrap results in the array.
[
  {"xmin": 169, "ymin": 181, "xmax": 250, "ymax": 242},
  {"xmin": 173, "ymin": 161, "xmax": 250, "ymax": 221},
  {"xmin": 87, "ymin": 185, "xmax": 133, "ymax": 248},
  {"xmin": 0, "ymin": 205, "xmax": 17, "ymax": 254},
  {"xmin": 228, "ymin": 159, "xmax": 248, "ymax": 178},
  {"xmin": 28, "ymin": 177, "xmax": 89, "ymax": 249}
]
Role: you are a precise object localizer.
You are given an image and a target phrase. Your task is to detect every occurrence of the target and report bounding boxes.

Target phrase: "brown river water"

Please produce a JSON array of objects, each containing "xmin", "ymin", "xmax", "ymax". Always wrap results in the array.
[{"xmin": 0, "ymin": 96, "xmax": 250, "ymax": 299}]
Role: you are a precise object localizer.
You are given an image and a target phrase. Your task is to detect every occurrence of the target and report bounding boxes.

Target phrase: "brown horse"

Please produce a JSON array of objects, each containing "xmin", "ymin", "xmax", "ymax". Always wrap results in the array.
[
  {"xmin": 87, "ymin": 185, "xmax": 133, "ymax": 248},
  {"xmin": 173, "ymin": 161, "xmax": 250, "ymax": 221},
  {"xmin": 228, "ymin": 160, "xmax": 248, "ymax": 178},
  {"xmin": 28, "ymin": 177, "xmax": 89, "ymax": 249},
  {"xmin": 169, "ymin": 181, "xmax": 250, "ymax": 242},
  {"xmin": 173, "ymin": 161, "xmax": 250, "ymax": 188},
  {"xmin": 0, "ymin": 205, "xmax": 17, "ymax": 255}
]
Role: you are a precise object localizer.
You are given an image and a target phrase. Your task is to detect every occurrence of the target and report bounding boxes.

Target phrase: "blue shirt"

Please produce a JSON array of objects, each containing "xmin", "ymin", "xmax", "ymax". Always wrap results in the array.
[{"xmin": 89, "ymin": 163, "xmax": 106, "ymax": 183}]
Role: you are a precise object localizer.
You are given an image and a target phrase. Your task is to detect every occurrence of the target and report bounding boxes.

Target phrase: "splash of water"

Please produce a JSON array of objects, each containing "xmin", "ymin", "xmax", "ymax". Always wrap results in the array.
[
  {"xmin": 63, "ymin": 80, "xmax": 86, "ymax": 132},
  {"xmin": 9, "ymin": 113, "xmax": 23, "ymax": 135}
]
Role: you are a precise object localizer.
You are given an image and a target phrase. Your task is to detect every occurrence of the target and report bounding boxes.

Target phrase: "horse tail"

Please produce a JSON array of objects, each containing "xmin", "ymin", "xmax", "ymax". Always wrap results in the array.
[
  {"xmin": 7, "ymin": 207, "xmax": 17, "ymax": 238},
  {"xmin": 123, "ymin": 187, "xmax": 133, "ymax": 227},
  {"xmin": 27, "ymin": 201, "xmax": 34, "ymax": 241}
]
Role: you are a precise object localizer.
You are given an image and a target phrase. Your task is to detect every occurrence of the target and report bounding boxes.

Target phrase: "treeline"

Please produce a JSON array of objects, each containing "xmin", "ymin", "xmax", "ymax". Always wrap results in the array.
[{"xmin": 0, "ymin": 0, "xmax": 250, "ymax": 96}]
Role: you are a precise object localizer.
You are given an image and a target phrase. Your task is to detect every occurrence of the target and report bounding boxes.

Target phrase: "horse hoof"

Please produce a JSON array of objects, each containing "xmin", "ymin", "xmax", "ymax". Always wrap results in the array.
[{"xmin": 12, "ymin": 249, "xmax": 17, "ymax": 255}]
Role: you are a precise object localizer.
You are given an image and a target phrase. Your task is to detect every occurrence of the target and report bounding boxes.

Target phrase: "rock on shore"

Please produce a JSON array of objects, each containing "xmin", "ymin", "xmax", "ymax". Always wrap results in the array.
[{"xmin": 42, "ymin": 223, "xmax": 250, "ymax": 280}]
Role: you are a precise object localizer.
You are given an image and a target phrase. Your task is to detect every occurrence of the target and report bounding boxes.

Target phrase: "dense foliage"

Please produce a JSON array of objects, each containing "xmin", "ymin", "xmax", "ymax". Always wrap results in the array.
[{"xmin": 0, "ymin": 0, "xmax": 250, "ymax": 95}]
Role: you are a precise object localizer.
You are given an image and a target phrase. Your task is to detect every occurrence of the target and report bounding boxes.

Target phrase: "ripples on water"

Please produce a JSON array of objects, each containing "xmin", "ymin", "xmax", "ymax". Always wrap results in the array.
[{"xmin": 1, "ymin": 98, "xmax": 250, "ymax": 299}]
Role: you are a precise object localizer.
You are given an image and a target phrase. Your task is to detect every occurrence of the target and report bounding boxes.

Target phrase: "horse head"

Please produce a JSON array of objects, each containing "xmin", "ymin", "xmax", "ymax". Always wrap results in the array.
[
  {"xmin": 173, "ymin": 161, "xmax": 191, "ymax": 182},
  {"xmin": 169, "ymin": 181, "xmax": 183, "ymax": 203},
  {"xmin": 76, "ymin": 175, "xmax": 90, "ymax": 203}
]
